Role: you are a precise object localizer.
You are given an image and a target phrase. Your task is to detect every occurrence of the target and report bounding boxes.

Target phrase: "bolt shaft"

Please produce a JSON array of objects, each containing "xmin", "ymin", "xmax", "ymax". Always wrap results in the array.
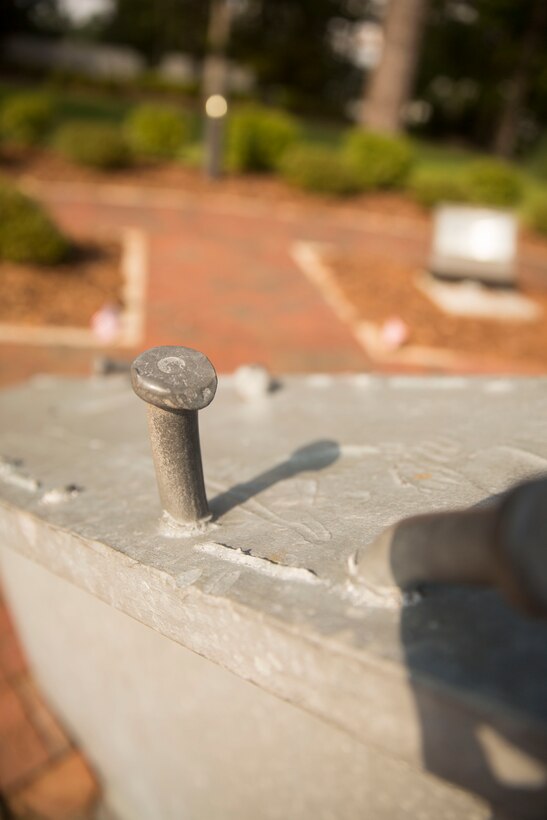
[
  {"xmin": 131, "ymin": 345, "xmax": 217, "ymax": 526},
  {"xmin": 146, "ymin": 404, "xmax": 210, "ymax": 524}
]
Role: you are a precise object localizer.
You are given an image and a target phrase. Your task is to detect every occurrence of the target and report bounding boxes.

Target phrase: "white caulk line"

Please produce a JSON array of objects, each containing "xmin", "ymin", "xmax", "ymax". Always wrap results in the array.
[
  {"xmin": 196, "ymin": 541, "xmax": 321, "ymax": 584},
  {"xmin": 196, "ymin": 542, "xmax": 418, "ymax": 610},
  {"xmin": 0, "ymin": 459, "xmax": 41, "ymax": 492}
]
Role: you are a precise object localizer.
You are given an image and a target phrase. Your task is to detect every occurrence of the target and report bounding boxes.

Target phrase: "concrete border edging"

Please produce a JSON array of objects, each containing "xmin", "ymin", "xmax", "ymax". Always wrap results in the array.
[
  {"xmin": 291, "ymin": 241, "xmax": 462, "ymax": 369},
  {"xmin": 0, "ymin": 227, "xmax": 148, "ymax": 349},
  {"xmin": 291, "ymin": 241, "xmax": 545, "ymax": 372}
]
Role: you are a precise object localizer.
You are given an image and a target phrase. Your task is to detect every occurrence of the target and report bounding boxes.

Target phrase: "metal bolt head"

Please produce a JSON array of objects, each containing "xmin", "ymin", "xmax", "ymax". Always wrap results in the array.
[{"xmin": 131, "ymin": 346, "xmax": 217, "ymax": 413}]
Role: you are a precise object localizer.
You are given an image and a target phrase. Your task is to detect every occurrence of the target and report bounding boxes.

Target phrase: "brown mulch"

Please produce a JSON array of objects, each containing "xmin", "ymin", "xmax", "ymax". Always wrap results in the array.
[
  {"xmin": 327, "ymin": 248, "xmax": 547, "ymax": 370},
  {"xmin": 0, "ymin": 241, "xmax": 122, "ymax": 327}
]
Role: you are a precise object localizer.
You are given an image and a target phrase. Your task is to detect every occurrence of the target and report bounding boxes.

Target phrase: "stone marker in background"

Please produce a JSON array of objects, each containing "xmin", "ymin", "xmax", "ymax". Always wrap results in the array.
[{"xmin": 430, "ymin": 205, "xmax": 517, "ymax": 286}]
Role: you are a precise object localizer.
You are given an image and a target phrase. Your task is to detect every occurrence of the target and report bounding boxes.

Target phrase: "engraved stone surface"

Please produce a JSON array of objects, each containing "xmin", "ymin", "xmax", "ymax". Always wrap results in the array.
[{"xmin": 0, "ymin": 374, "xmax": 546, "ymax": 816}]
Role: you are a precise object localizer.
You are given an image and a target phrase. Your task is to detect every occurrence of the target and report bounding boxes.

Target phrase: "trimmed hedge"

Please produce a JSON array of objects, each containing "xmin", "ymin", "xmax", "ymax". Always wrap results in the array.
[
  {"xmin": 407, "ymin": 167, "xmax": 466, "ymax": 208},
  {"xmin": 125, "ymin": 104, "xmax": 189, "ymax": 160},
  {"xmin": 343, "ymin": 130, "xmax": 414, "ymax": 189},
  {"xmin": 461, "ymin": 159, "xmax": 523, "ymax": 207},
  {"xmin": 525, "ymin": 191, "xmax": 547, "ymax": 236},
  {"xmin": 0, "ymin": 93, "xmax": 56, "ymax": 147},
  {"xmin": 0, "ymin": 182, "xmax": 69, "ymax": 265},
  {"xmin": 54, "ymin": 121, "xmax": 130, "ymax": 169},
  {"xmin": 178, "ymin": 142, "xmax": 203, "ymax": 168},
  {"xmin": 280, "ymin": 145, "xmax": 362, "ymax": 196},
  {"xmin": 527, "ymin": 136, "xmax": 547, "ymax": 181},
  {"xmin": 409, "ymin": 160, "xmax": 524, "ymax": 209},
  {"xmin": 227, "ymin": 106, "xmax": 299, "ymax": 172}
]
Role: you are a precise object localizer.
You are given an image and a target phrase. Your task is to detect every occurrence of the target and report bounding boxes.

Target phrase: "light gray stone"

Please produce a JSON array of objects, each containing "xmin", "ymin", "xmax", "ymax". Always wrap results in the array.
[
  {"xmin": 1, "ymin": 548, "xmax": 486, "ymax": 820},
  {"xmin": 0, "ymin": 374, "xmax": 546, "ymax": 818}
]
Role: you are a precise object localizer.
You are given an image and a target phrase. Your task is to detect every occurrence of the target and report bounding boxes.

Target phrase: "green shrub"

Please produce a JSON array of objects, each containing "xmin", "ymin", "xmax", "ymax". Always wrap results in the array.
[
  {"xmin": 138, "ymin": 72, "xmax": 201, "ymax": 98},
  {"xmin": 525, "ymin": 136, "xmax": 547, "ymax": 181},
  {"xmin": 461, "ymin": 159, "xmax": 523, "ymax": 207},
  {"xmin": 227, "ymin": 106, "xmax": 299, "ymax": 172},
  {"xmin": 343, "ymin": 130, "xmax": 414, "ymax": 189},
  {"xmin": 409, "ymin": 159, "xmax": 524, "ymax": 209},
  {"xmin": 525, "ymin": 191, "xmax": 547, "ymax": 236},
  {"xmin": 54, "ymin": 121, "xmax": 130, "ymax": 169},
  {"xmin": 125, "ymin": 104, "xmax": 189, "ymax": 160},
  {"xmin": 279, "ymin": 145, "xmax": 362, "ymax": 196},
  {"xmin": 178, "ymin": 142, "xmax": 203, "ymax": 168},
  {"xmin": 0, "ymin": 93, "xmax": 56, "ymax": 147},
  {"xmin": 0, "ymin": 182, "xmax": 69, "ymax": 265},
  {"xmin": 407, "ymin": 166, "xmax": 467, "ymax": 208}
]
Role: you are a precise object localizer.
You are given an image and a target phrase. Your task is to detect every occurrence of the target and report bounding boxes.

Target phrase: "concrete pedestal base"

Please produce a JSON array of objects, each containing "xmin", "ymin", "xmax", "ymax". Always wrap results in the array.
[
  {"xmin": 1, "ymin": 374, "xmax": 546, "ymax": 818},
  {"xmin": 1, "ymin": 548, "xmax": 486, "ymax": 820}
]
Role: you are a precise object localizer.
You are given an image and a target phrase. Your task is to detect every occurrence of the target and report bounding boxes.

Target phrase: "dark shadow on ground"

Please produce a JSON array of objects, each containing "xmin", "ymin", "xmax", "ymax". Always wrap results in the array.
[
  {"xmin": 209, "ymin": 439, "xmax": 340, "ymax": 520},
  {"xmin": 391, "ymin": 489, "xmax": 547, "ymax": 819}
]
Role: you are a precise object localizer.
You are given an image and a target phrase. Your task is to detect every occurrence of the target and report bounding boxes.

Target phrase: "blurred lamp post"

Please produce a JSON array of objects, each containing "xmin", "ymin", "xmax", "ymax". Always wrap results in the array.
[
  {"xmin": 204, "ymin": 93, "xmax": 228, "ymax": 178},
  {"xmin": 429, "ymin": 205, "xmax": 517, "ymax": 286},
  {"xmin": 203, "ymin": 0, "xmax": 233, "ymax": 178}
]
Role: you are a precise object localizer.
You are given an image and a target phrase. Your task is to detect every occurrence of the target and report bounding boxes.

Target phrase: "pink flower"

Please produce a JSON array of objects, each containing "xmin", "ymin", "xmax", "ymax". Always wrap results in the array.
[{"xmin": 380, "ymin": 316, "xmax": 409, "ymax": 350}]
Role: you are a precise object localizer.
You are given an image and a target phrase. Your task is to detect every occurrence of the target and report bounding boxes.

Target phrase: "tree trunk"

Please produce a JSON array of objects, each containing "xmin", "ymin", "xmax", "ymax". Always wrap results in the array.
[
  {"xmin": 203, "ymin": 0, "xmax": 232, "ymax": 98},
  {"xmin": 493, "ymin": 0, "xmax": 547, "ymax": 158},
  {"xmin": 363, "ymin": 0, "xmax": 429, "ymax": 134}
]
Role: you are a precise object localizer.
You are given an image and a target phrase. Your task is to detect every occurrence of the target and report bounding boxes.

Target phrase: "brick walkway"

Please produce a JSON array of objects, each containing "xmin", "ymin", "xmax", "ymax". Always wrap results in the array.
[
  {"xmin": 2, "ymin": 182, "xmax": 395, "ymax": 387},
  {"xmin": 3, "ymin": 180, "xmax": 547, "ymax": 387},
  {"xmin": 0, "ymin": 594, "xmax": 99, "ymax": 819}
]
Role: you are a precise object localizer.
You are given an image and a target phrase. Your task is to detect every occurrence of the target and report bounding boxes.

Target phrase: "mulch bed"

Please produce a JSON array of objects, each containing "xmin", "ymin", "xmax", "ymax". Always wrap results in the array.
[
  {"xmin": 327, "ymin": 248, "xmax": 547, "ymax": 370},
  {"xmin": 0, "ymin": 241, "xmax": 122, "ymax": 327}
]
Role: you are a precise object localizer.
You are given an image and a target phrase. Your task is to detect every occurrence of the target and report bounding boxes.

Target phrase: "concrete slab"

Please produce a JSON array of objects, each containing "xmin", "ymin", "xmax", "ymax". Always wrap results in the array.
[
  {"xmin": 416, "ymin": 272, "xmax": 542, "ymax": 321},
  {"xmin": 1, "ymin": 546, "xmax": 486, "ymax": 820},
  {"xmin": 0, "ymin": 373, "xmax": 546, "ymax": 817}
]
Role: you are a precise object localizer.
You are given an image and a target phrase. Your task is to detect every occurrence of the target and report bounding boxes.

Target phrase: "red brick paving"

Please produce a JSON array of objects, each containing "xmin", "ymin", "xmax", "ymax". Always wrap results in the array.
[
  {"xmin": 49, "ymin": 185, "xmax": 370, "ymax": 374},
  {"xmin": 4, "ymin": 180, "xmax": 544, "ymax": 387},
  {"xmin": 10, "ymin": 180, "xmax": 543, "ymax": 386},
  {"xmin": 0, "ymin": 594, "xmax": 99, "ymax": 818},
  {"xmin": 2, "ymin": 184, "xmax": 388, "ymax": 388},
  {"xmin": 8, "ymin": 752, "xmax": 97, "ymax": 820}
]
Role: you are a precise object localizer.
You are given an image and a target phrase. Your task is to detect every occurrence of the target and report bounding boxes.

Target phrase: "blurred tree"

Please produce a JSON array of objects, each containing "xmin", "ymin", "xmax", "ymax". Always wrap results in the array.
[
  {"xmin": 415, "ymin": 0, "xmax": 547, "ymax": 155},
  {"xmin": 203, "ymin": 0, "xmax": 232, "ymax": 97},
  {"xmin": 3, "ymin": 0, "xmax": 36, "ymax": 34},
  {"xmin": 100, "ymin": 0, "xmax": 210, "ymax": 64},
  {"xmin": 3, "ymin": 0, "xmax": 66, "ymax": 37},
  {"xmin": 229, "ymin": 0, "xmax": 368, "ymax": 115},
  {"xmin": 16, "ymin": 0, "xmax": 543, "ymax": 155},
  {"xmin": 491, "ymin": 0, "xmax": 547, "ymax": 156},
  {"xmin": 363, "ymin": 0, "xmax": 430, "ymax": 133}
]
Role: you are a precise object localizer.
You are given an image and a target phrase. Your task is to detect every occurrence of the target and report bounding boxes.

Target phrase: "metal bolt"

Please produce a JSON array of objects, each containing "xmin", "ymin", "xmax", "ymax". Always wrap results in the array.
[{"xmin": 131, "ymin": 345, "xmax": 218, "ymax": 525}]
